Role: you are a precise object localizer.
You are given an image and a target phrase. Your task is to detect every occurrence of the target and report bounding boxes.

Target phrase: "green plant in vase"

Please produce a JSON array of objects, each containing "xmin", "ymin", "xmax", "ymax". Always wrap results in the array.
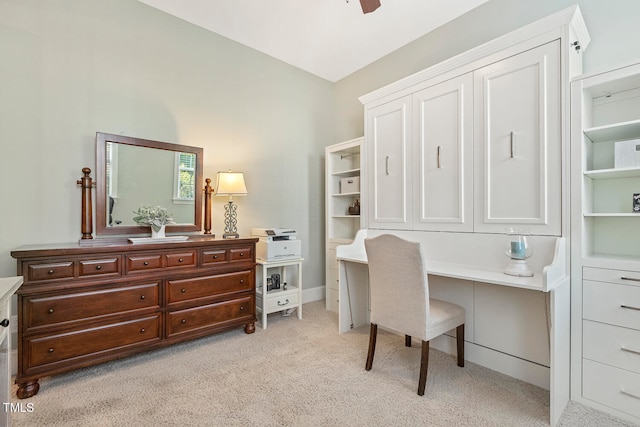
[{"xmin": 132, "ymin": 205, "xmax": 175, "ymax": 238}]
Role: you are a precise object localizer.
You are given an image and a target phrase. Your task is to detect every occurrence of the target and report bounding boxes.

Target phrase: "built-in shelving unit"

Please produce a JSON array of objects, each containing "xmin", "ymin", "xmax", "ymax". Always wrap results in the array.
[
  {"xmin": 325, "ymin": 137, "xmax": 363, "ymax": 313},
  {"xmin": 570, "ymin": 61, "xmax": 640, "ymax": 425}
]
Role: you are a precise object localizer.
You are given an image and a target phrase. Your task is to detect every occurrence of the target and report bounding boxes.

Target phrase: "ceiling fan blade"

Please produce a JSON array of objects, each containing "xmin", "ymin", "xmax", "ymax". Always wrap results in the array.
[{"xmin": 360, "ymin": 0, "xmax": 381, "ymax": 14}]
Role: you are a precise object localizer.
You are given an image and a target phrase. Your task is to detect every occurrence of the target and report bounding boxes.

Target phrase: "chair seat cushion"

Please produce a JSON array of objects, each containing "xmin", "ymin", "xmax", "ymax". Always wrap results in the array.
[{"xmin": 425, "ymin": 298, "xmax": 465, "ymax": 340}]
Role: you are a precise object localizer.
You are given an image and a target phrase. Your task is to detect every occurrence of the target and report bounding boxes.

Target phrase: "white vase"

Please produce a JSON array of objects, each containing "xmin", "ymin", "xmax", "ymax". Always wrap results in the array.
[{"xmin": 151, "ymin": 225, "xmax": 166, "ymax": 239}]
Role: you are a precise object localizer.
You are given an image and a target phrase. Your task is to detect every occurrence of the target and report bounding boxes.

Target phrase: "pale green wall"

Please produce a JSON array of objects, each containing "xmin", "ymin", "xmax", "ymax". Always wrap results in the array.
[
  {"xmin": 1, "ymin": 0, "xmax": 640, "ymax": 296},
  {"xmin": 334, "ymin": 0, "xmax": 640, "ymax": 142},
  {"xmin": 0, "ymin": 0, "xmax": 335, "ymax": 292}
]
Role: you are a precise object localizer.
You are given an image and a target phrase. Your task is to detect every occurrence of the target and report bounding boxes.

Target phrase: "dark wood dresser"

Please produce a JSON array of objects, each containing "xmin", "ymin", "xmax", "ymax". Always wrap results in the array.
[{"xmin": 11, "ymin": 236, "xmax": 257, "ymax": 399}]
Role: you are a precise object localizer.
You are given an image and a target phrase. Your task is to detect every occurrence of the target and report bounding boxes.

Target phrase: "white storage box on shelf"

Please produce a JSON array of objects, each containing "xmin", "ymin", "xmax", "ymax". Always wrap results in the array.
[
  {"xmin": 614, "ymin": 138, "xmax": 640, "ymax": 168},
  {"xmin": 340, "ymin": 176, "xmax": 360, "ymax": 194}
]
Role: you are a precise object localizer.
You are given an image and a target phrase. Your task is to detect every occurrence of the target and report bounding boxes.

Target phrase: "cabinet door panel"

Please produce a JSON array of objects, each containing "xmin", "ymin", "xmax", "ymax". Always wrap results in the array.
[
  {"xmin": 474, "ymin": 40, "xmax": 561, "ymax": 235},
  {"xmin": 366, "ymin": 96, "xmax": 411, "ymax": 229},
  {"xmin": 413, "ymin": 73, "xmax": 473, "ymax": 231}
]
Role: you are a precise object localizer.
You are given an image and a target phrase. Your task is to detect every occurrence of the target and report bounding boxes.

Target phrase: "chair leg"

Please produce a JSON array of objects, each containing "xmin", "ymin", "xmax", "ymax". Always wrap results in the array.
[
  {"xmin": 405, "ymin": 334, "xmax": 411, "ymax": 347},
  {"xmin": 365, "ymin": 323, "xmax": 378, "ymax": 371},
  {"xmin": 418, "ymin": 340, "xmax": 429, "ymax": 396},
  {"xmin": 456, "ymin": 324, "xmax": 465, "ymax": 368}
]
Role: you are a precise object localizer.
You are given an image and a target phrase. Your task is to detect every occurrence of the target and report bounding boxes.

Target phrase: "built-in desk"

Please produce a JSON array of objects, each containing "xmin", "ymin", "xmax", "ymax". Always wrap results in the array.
[{"xmin": 336, "ymin": 229, "xmax": 570, "ymax": 426}]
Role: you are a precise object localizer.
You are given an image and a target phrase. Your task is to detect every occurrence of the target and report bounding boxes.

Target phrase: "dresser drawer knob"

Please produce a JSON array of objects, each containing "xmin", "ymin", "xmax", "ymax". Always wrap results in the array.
[
  {"xmin": 48, "ymin": 348, "xmax": 54, "ymax": 353},
  {"xmin": 181, "ymin": 319, "xmax": 186, "ymax": 324},
  {"xmin": 181, "ymin": 288, "xmax": 187, "ymax": 293},
  {"xmin": 240, "ymin": 279, "xmax": 244, "ymax": 284},
  {"xmin": 48, "ymin": 269, "xmax": 54, "ymax": 275},
  {"xmin": 240, "ymin": 306, "xmax": 245, "ymax": 311},
  {"xmin": 178, "ymin": 258, "xmax": 183, "ymax": 262},
  {"xmin": 0, "ymin": 319, "xmax": 9, "ymax": 328},
  {"xmin": 47, "ymin": 308, "xmax": 54, "ymax": 314},
  {"xmin": 240, "ymin": 252, "xmax": 244, "ymax": 257},
  {"xmin": 213, "ymin": 255, "xmax": 218, "ymax": 259},
  {"xmin": 140, "ymin": 328, "xmax": 145, "ymax": 333},
  {"xmin": 143, "ymin": 261, "xmax": 149, "ymax": 266},
  {"xmin": 140, "ymin": 295, "xmax": 145, "ymax": 300},
  {"xmin": 277, "ymin": 299, "xmax": 290, "ymax": 306},
  {"xmin": 95, "ymin": 265, "xmax": 102, "ymax": 270}
]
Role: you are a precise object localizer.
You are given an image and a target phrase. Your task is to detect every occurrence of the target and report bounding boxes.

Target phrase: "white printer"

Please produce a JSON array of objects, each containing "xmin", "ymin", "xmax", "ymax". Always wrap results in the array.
[{"xmin": 251, "ymin": 228, "xmax": 301, "ymax": 261}]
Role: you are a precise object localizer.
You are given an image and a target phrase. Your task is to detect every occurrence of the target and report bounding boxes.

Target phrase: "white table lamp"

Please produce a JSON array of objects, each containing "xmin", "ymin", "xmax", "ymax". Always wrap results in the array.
[{"xmin": 214, "ymin": 171, "xmax": 247, "ymax": 238}]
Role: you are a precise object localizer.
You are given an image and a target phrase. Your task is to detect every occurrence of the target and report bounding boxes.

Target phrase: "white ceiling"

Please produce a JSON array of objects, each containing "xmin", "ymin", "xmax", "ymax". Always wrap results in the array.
[{"xmin": 137, "ymin": 0, "xmax": 490, "ymax": 82}]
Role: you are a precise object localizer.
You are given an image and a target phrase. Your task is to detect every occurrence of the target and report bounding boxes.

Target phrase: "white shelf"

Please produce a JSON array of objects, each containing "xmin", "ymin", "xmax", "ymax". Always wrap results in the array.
[
  {"xmin": 331, "ymin": 192, "xmax": 360, "ymax": 197},
  {"xmin": 584, "ymin": 167, "xmax": 640, "ymax": 179},
  {"xmin": 583, "ymin": 213, "xmax": 640, "ymax": 217},
  {"xmin": 584, "ymin": 119, "xmax": 640, "ymax": 143},
  {"xmin": 332, "ymin": 167, "xmax": 360, "ymax": 177}
]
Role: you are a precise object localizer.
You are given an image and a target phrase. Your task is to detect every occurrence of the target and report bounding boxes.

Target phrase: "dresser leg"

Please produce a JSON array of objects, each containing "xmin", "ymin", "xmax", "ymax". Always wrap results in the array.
[
  {"xmin": 16, "ymin": 380, "xmax": 40, "ymax": 399},
  {"xmin": 244, "ymin": 322, "xmax": 255, "ymax": 334}
]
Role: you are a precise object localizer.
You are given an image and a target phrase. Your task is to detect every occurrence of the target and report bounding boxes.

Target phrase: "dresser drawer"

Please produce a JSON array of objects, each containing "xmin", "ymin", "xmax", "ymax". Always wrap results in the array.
[
  {"xmin": 25, "ymin": 283, "xmax": 160, "ymax": 329},
  {"xmin": 584, "ymin": 320, "xmax": 640, "ymax": 374},
  {"xmin": 583, "ymin": 359, "xmax": 640, "ymax": 419},
  {"xmin": 229, "ymin": 247, "xmax": 252, "ymax": 262},
  {"xmin": 126, "ymin": 254, "xmax": 163, "ymax": 272},
  {"xmin": 165, "ymin": 251, "xmax": 196, "ymax": 268},
  {"xmin": 584, "ymin": 280, "xmax": 640, "ymax": 330},
  {"xmin": 166, "ymin": 296, "xmax": 253, "ymax": 337},
  {"xmin": 79, "ymin": 257, "xmax": 121, "ymax": 278},
  {"xmin": 27, "ymin": 315, "xmax": 161, "ymax": 368},
  {"xmin": 584, "ymin": 267, "xmax": 640, "ymax": 286},
  {"xmin": 166, "ymin": 271, "xmax": 253, "ymax": 304},
  {"xmin": 201, "ymin": 249, "xmax": 228, "ymax": 266},
  {"xmin": 26, "ymin": 261, "xmax": 74, "ymax": 282}
]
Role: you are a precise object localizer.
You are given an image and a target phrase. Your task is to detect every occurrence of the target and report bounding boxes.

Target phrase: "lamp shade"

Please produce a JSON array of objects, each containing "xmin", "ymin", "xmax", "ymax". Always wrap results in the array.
[{"xmin": 214, "ymin": 171, "xmax": 247, "ymax": 196}]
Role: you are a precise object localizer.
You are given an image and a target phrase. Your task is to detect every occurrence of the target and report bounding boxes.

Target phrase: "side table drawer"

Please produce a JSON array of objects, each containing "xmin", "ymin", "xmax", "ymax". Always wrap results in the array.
[
  {"xmin": 166, "ymin": 271, "xmax": 253, "ymax": 304},
  {"xmin": 584, "ymin": 280, "xmax": 640, "ymax": 330},
  {"xmin": 583, "ymin": 359, "xmax": 640, "ymax": 419},
  {"xmin": 25, "ymin": 283, "xmax": 160, "ymax": 329},
  {"xmin": 584, "ymin": 320, "xmax": 640, "ymax": 374},
  {"xmin": 264, "ymin": 291, "xmax": 299, "ymax": 314},
  {"xmin": 27, "ymin": 315, "xmax": 161, "ymax": 368},
  {"xmin": 166, "ymin": 296, "xmax": 253, "ymax": 337}
]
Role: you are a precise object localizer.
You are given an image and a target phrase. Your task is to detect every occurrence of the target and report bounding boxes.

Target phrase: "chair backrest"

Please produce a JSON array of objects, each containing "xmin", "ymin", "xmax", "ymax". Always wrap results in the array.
[{"xmin": 364, "ymin": 234, "xmax": 429, "ymax": 340}]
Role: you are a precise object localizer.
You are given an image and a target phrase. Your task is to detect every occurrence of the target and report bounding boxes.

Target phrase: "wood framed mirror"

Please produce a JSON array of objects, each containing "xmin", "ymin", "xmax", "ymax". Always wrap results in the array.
[{"xmin": 95, "ymin": 132, "xmax": 203, "ymax": 236}]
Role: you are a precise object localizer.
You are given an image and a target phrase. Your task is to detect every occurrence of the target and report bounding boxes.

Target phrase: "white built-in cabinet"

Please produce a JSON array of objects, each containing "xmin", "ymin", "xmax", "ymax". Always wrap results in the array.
[
  {"xmin": 570, "ymin": 61, "xmax": 640, "ymax": 424},
  {"xmin": 325, "ymin": 138, "xmax": 363, "ymax": 313},
  {"xmin": 364, "ymin": 40, "xmax": 563, "ymax": 236}
]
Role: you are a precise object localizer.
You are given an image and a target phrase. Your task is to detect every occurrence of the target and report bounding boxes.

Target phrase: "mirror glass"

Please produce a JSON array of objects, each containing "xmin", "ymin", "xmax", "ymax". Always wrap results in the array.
[{"xmin": 95, "ymin": 132, "xmax": 203, "ymax": 236}]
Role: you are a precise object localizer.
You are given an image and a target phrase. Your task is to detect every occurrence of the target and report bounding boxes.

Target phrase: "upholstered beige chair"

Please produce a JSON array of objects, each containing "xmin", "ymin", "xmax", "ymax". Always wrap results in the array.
[{"xmin": 364, "ymin": 234, "xmax": 466, "ymax": 396}]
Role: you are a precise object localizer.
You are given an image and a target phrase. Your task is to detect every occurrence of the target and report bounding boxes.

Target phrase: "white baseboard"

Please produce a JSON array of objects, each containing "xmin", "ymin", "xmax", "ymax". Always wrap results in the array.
[
  {"xmin": 431, "ymin": 334, "xmax": 550, "ymax": 390},
  {"xmin": 302, "ymin": 285, "xmax": 325, "ymax": 304}
]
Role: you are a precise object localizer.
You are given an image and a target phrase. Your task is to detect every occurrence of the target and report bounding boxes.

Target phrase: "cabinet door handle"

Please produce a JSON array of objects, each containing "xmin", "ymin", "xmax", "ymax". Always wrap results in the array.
[
  {"xmin": 621, "ymin": 346, "xmax": 640, "ymax": 356},
  {"xmin": 621, "ymin": 304, "xmax": 640, "ymax": 311},
  {"xmin": 510, "ymin": 131, "xmax": 515, "ymax": 158},
  {"xmin": 277, "ymin": 299, "xmax": 290, "ymax": 306},
  {"xmin": 385, "ymin": 156, "xmax": 390, "ymax": 175},
  {"xmin": 437, "ymin": 146, "xmax": 441, "ymax": 168},
  {"xmin": 621, "ymin": 276, "xmax": 640, "ymax": 283}
]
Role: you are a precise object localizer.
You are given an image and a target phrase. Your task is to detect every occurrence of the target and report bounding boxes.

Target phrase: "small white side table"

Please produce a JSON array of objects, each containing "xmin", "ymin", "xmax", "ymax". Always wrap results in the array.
[
  {"xmin": 0, "ymin": 276, "xmax": 23, "ymax": 426},
  {"xmin": 256, "ymin": 258, "xmax": 303, "ymax": 329}
]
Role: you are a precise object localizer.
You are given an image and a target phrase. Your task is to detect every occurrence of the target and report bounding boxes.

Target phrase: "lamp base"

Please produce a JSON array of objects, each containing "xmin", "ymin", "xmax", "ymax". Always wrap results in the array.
[
  {"xmin": 504, "ymin": 259, "xmax": 533, "ymax": 277},
  {"xmin": 222, "ymin": 232, "xmax": 239, "ymax": 239}
]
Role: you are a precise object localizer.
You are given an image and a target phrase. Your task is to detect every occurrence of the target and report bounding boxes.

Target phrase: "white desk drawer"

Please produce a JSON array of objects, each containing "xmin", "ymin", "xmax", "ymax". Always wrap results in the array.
[
  {"xmin": 584, "ymin": 320, "xmax": 640, "ymax": 374},
  {"xmin": 583, "ymin": 359, "xmax": 640, "ymax": 419},
  {"xmin": 584, "ymin": 267, "xmax": 640, "ymax": 287},
  {"xmin": 584, "ymin": 280, "xmax": 640, "ymax": 330}
]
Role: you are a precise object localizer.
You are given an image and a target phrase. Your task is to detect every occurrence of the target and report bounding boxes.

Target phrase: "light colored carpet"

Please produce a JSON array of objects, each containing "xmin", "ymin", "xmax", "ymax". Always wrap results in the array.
[{"xmin": 10, "ymin": 301, "xmax": 637, "ymax": 426}]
